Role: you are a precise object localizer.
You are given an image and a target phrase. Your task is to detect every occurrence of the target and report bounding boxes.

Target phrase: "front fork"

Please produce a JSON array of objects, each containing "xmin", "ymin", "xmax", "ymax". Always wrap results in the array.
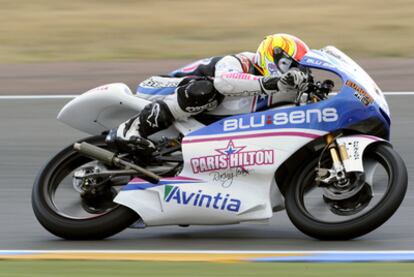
[
  {"xmin": 316, "ymin": 134, "xmax": 348, "ymax": 185},
  {"xmin": 316, "ymin": 133, "xmax": 382, "ymax": 202}
]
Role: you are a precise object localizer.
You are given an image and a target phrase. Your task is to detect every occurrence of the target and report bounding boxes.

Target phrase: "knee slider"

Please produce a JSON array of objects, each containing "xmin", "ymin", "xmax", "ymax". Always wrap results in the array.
[{"xmin": 139, "ymin": 100, "xmax": 174, "ymax": 137}]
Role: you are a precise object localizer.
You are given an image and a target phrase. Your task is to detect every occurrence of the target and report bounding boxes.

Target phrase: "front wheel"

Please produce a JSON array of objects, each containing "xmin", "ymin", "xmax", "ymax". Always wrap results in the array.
[
  {"xmin": 285, "ymin": 143, "xmax": 407, "ymax": 240},
  {"xmin": 32, "ymin": 135, "xmax": 139, "ymax": 240}
]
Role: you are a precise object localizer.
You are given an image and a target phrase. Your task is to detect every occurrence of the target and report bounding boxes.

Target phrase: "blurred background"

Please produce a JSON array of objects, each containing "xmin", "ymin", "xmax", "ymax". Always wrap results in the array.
[
  {"xmin": 1, "ymin": 0, "xmax": 413, "ymax": 94},
  {"xmin": 1, "ymin": 2, "xmax": 414, "ymax": 271},
  {"xmin": 1, "ymin": 0, "xmax": 414, "ymax": 62}
]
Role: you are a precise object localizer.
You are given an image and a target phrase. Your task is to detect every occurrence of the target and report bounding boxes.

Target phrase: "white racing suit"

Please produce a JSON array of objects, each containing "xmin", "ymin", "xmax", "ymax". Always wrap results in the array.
[{"xmin": 127, "ymin": 52, "xmax": 299, "ymax": 139}]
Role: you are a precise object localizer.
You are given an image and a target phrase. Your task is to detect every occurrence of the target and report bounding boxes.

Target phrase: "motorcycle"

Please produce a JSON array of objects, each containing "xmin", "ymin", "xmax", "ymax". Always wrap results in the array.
[{"xmin": 32, "ymin": 46, "xmax": 407, "ymax": 240}]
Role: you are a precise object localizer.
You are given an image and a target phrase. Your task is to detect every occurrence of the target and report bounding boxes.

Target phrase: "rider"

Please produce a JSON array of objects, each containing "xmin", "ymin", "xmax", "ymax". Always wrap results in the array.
[{"xmin": 106, "ymin": 33, "xmax": 310, "ymax": 154}]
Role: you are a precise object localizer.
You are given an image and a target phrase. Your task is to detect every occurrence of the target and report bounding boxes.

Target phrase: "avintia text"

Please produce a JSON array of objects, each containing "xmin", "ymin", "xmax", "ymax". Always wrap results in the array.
[{"xmin": 164, "ymin": 185, "xmax": 241, "ymax": 213}]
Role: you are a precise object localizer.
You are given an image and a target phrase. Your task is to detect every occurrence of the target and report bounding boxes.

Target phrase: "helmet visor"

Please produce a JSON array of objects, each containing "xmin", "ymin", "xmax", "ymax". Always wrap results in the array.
[{"xmin": 272, "ymin": 48, "xmax": 299, "ymax": 75}]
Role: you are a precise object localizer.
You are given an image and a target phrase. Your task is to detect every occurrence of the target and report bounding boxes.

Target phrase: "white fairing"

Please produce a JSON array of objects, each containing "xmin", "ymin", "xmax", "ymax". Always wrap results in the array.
[
  {"xmin": 57, "ymin": 83, "xmax": 151, "ymax": 135},
  {"xmin": 57, "ymin": 82, "xmax": 206, "ymax": 139},
  {"xmin": 336, "ymin": 135, "xmax": 385, "ymax": 173},
  {"xmin": 114, "ymin": 128, "xmax": 327, "ymax": 226}
]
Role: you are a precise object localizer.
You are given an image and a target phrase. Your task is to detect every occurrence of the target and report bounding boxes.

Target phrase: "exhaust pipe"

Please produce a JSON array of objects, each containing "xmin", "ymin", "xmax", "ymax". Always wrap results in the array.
[{"xmin": 74, "ymin": 142, "xmax": 160, "ymax": 184}]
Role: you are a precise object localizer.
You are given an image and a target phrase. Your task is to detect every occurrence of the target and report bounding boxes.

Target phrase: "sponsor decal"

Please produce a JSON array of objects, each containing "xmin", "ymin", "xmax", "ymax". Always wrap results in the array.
[
  {"xmin": 303, "ymin": 57, "xmax": 336, "ymax": 68},
  {"xmin": 140, "ymin": 77, "xmax": 181, "ymax": 88},
  {"xmin": 346, "ymin": 141, "xmax": 360, "ymax": 160},
  {"xmin": 185, "ymin": 100, "xmax": 218, "ymax": 113},
  {"xmin": 209, "ymin": 167, "xmax": 250, "ymax": 188},
  {"xmin": 164, "ymin": 185, "xmax": 241, "ymax": 212},
  {"xmin": 265, "ymin": 57, "xmax": 279, "ymax": 75},
  {"xmin": 346, "ymin": 80, "xmax": 374, "ymax": 106},
  {"xmin": 223, "ymin": 108, "xmax": 338, "ymax": 131},
  {"xmin": 146, "ymin": 102, "xmax": 160, "ymax": 128},
  {"xmin": 322, "ymin": 48, "xmax": 344, "ymax": 61},
  {"xmin": 191, "ymin": 140, "xmax": 274, "ymax": 174}
]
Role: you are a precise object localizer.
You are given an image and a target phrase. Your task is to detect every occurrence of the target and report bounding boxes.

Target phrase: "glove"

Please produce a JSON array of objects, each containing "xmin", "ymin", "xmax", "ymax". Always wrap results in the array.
[
  {"xmin": 278, "ymin": 68, "xmax": 309, "ymax": 93},
  {"xmin": 259, "ymin": 76, "xmax": 280, "ymax": 95},
  {"xmin": 259, "ymin": 68, "xmax": 309, "ymax": 95}
]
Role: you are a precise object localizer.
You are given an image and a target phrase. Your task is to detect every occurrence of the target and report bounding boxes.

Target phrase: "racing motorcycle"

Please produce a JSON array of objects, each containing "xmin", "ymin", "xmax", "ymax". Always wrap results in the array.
[{"xmin": 32, "ymin": 46, "xmax": 407, "ymax": 240}]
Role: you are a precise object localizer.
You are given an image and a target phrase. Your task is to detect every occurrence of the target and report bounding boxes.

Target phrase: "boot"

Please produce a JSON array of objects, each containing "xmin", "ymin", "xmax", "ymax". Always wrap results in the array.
[{"xmin": 105, "ymin": 101, "xmax": 174, "ymax": 156}]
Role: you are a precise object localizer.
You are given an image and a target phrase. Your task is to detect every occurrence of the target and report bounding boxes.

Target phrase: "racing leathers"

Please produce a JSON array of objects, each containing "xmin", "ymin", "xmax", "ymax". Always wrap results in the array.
[{"xmin": 106, "ymin": 52, "xmax": 308, "ymax": 155}]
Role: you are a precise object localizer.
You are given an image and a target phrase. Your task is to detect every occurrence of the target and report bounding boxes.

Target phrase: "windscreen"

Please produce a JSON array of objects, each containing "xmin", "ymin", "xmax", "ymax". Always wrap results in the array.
[{"xmin": 319, "ymin": 46, "xmax": 390, "ymax": 117}]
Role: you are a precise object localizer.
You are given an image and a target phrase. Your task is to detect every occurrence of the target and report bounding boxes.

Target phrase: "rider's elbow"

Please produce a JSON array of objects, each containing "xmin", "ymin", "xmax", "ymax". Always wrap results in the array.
[{"xmin": 214, "ymin": 78, "xmax": 235, "ymax": 95}]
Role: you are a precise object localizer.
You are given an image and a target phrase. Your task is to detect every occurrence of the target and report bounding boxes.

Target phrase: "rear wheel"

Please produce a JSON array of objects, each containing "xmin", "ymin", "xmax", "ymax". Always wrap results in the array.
[
  {"xmin": 32, "ymin": 135, "xmax": 139, "ymax": 240},
  {"xmin": 285, "ymin": 143, "xmax": 407, "ymax": 240}
]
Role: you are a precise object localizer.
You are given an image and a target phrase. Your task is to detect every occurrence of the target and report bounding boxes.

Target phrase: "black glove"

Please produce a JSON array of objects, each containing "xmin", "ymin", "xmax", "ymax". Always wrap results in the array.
[
  {"xmin": 259, "ymin": 76, "xmax": 280, "ymax": 95},
  {"xmin": 278, "ymin": 68, "xmax": 308, "ymax": 93},
  {"xmin": 259, "ymin": 68, "xmax": 309, "ymax": 95}
]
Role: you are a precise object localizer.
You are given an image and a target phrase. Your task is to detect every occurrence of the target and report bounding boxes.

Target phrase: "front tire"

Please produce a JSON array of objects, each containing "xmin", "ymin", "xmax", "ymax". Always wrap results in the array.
[
  {"xmin": 32, "ymin": 135, "xmax": 139, "ymax": 240},
  {"xmin": 285, "ymin": 143, "xmax": 407, "ymax": 240}
]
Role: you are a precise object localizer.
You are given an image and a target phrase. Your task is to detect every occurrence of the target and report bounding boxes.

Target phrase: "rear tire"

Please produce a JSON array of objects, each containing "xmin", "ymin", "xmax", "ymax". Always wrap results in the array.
[
  {"xmin": 32, "ymin": 135, "xmax": 139, "ymax": 240},
  {"xmin": 285, "ymin": 143, "xmax": 407, "ymax": 240}
]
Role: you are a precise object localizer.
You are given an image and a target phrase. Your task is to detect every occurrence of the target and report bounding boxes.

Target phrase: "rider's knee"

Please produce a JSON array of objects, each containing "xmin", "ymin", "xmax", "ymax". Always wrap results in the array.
[
  {"xmin": 138, "ymin": 100, "xmax": 174, "ymax": 137},
  {"xmin": 176, "ymin": 79, "xmax": 219, "ymax": 114}
]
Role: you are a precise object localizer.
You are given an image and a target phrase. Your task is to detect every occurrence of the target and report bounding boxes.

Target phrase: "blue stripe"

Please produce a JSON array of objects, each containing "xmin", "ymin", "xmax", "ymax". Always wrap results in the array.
[
  {"xmin": 0, "ymin": 251, "xmax": 37, "ymax": 256},
  {"xmin": 122, "ymin": 180, "xmax": 202, "ymax": 191},
  {"xmin": 136, "ymin": 86, "xmax": 176, "ymax": 95},
  {"xmin": 250, "ymin": 253, "xmax": 414, "ymax": 262}
]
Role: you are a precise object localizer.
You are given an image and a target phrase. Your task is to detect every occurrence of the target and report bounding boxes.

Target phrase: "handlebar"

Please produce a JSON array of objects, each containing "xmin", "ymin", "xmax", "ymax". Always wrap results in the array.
[{"xmin": 296, "ymin": 79, "xmax": 335, "ymax": 105}]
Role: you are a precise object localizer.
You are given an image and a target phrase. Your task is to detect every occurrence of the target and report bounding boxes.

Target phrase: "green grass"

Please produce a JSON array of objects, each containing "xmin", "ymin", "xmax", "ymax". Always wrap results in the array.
[
  {"xmin": 0, "ymin": 0, "xmax": 414, "ymax": 63},
  {"xmin": 0, "ymin": 261, "xmax": 414, "ymax": 277}
]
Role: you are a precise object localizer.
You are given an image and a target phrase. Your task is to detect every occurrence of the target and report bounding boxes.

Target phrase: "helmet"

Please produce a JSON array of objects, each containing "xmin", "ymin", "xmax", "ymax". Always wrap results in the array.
[{"xmin": 256, "ymin": 34, "xmax": 309, "ymax": 76}]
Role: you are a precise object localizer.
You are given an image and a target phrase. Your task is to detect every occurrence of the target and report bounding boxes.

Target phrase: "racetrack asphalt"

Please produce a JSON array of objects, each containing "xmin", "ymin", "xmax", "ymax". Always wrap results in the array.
[
  {"xmin": 0, "ymin": 95, "xmax": 413, "ymax": 250},
  {"xmin": 1, "ymin": 58, "xmax": 414, "ymax": 95}
]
